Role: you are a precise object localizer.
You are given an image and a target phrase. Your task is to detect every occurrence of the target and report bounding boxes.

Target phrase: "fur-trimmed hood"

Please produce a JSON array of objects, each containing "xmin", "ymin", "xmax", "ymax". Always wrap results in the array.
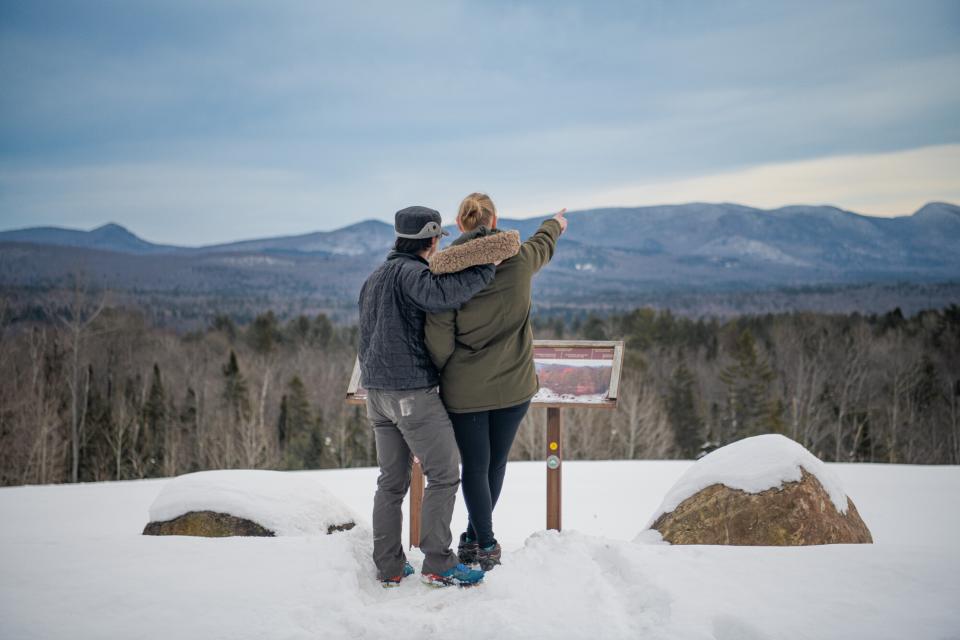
[{"xmin": 429, "ymin": 226, "xmax": 521, "ymax": 275}]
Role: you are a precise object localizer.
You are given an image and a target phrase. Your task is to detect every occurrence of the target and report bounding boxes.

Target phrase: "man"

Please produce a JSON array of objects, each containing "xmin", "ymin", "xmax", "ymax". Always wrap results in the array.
[{"xmin": 358, "ymin": 205, "xmax": 495, "ymax": 588}]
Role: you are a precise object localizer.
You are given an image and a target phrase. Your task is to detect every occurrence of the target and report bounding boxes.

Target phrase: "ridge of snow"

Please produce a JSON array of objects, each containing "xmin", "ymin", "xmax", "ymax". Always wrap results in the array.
[
  {"xmin": 147, "ymin": 469, "xmax": 358, "ymax": 536},
  {"xmin": 645, "ymin": 434, "xmax": 849, "ymax": 528}
]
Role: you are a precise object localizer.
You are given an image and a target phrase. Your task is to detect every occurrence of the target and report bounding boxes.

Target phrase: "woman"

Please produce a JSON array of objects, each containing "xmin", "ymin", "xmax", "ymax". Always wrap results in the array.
[{"xmin": 425, "ymin": 193, "xmax": 567, "ymax": 570}]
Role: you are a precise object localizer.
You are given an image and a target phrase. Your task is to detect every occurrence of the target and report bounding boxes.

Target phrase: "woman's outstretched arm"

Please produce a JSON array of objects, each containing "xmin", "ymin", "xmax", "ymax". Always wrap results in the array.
[{"xmin": 520, "ymin": 209, "xmax": 567, "ymax": 273}]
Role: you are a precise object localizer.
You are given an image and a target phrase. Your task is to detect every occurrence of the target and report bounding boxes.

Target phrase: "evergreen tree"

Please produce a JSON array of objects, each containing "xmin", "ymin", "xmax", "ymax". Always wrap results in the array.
[
  {"xmin": 143, "ymin": 363, "xmax": 166, "ymax": 475},
  {"xmin": 719, "ymin": 330, "xmax": 780, "ymax": 441},
  {"xmin": 286, "ymin": 315, "xmax": 312, "ymax": 346},
  {"xmin": 285, "ymin": 314, "xmax": 333, "ymax": 348},
  {"xmin": 180, "ymin": 387, "xmax": 199, "ymax": 471},
  {"xmin": 570, "ymin": 316, "xmax": 582, "ymax": 334},
  {"xmin": 210, "ymin": 314, "xmax": 237, "ymax": 341},
  {"xmin": 180, "ymin": 387, "xmax": 197, "ymax": 427},
  {"xmin": 550, "ymin": 317, "xmax": 565, "ymax": 339},
  {"xmin": 666, "ymin": 362, "xmax": 703, "ymax": 458},
  {"xmin": 80, "ymin": 365, "xmax": 112, "ymax": 482},
  {"xmin": 582, "ymin": 314, "xmax": 607, "ymax": 340},
  {"xmin": 248, "ymin": 311, "xmax": 281, "ymax": 353},
  {"xmin": 277, "ymin": 394, "xmax": 289, "ymax": 449},
  {"xmin": 313, "ymin": 314, "xmax": 334, "ymax": 348},
  {"xmin": 281, "ymin": 376, "xmax": 323, "ymax": 469},
  {"xmin": 221, "ymin": 350, "xmax": 251, "ymax": 426}
]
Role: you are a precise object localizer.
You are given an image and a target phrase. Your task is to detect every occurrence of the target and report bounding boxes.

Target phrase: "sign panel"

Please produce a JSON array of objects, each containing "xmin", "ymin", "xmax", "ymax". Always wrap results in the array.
[{"xmin": 346, "ymin": 339, "xmax": 623, "ymax": 409}]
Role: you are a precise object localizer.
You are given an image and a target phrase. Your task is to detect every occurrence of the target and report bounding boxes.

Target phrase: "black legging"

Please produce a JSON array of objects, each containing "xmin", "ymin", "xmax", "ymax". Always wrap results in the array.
[{"xmin": 449, "ymin": 400, "xmax": 531, "ymax": 548}]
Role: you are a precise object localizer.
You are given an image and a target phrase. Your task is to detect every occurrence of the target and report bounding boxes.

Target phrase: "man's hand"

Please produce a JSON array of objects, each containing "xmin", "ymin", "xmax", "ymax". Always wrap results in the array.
[{"xmin": 553, "ymin": 208, "xmax": 568, "ymax": 234}]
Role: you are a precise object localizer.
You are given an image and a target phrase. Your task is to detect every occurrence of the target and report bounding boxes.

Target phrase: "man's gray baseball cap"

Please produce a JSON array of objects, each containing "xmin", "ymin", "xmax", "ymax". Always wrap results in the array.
[{"xmin": 394, "ymin": 206, "xmax": 450, "ymax": 239}]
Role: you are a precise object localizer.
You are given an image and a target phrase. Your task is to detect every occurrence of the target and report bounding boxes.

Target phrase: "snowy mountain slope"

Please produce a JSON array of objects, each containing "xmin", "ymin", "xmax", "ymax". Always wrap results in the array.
[
  {"xmin": 195, "ymin": 219, "xmax": 397, "ymax": 256},
  {"xmin": 1, "ymin": 460, "xmax": 958, "ymax": 639},
  {"xmin": 2, "ymin": 204, "xmax": 959, "ymax": 309}
]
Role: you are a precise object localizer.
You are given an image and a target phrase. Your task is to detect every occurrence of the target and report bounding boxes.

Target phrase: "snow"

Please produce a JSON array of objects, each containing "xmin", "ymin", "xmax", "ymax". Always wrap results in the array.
[
  {"xmin": 147, "ymin": 469, "xmax": 358, "ymax": 536},
  {"xmin": 695, "ymin": 235, "xmax": 810, "ymax": 267},
  {"xmin": 530, "ymin": 387, "xmax": 609, "ymax": 404},
  {"xmin": 536, "ymin": 358, "xmax": 611, "ymax": 367},
  {"xmin": 647, "ymin": 434, "xmax": 850, "ymax": 527},
  {"xmin": 2, "ymin": 460, "xmax": 959, "ymax": 639}
]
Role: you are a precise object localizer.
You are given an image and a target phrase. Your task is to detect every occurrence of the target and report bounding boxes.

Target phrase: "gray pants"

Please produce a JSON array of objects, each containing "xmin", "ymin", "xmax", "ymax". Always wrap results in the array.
[{"xmin": 367, "ymin": 385, "xmax": 461, "ymax": 579}]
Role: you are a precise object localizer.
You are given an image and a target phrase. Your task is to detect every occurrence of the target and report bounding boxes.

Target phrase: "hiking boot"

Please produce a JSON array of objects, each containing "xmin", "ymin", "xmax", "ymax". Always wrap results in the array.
[
  {"xmin": 379, "ymin": 562, "xmax": 415, "ymax": 588},
  {"xmin": 457, "ymin": 532, "xmax": 479, "ymax": 565},
  {"xmin": 421, "ymin": 562, "xmax": 484, "ymax": 588},
  {"xmin": 477, "ymin": 541, "xmax": 502, "ymax": 571}
]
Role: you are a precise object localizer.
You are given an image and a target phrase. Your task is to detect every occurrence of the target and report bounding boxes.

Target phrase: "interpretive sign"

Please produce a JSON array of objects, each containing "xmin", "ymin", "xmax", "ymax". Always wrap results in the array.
[
  {"xmin": 530, "ymin": 341, "xmax": 622, "ymax": 407},
  {"xmin": 345, "ymin": 340, "xmax": 623, "ymax": 408},
  {"xmin": 346, "ymin": 339, "xmax": 625, "ymax": 544}
]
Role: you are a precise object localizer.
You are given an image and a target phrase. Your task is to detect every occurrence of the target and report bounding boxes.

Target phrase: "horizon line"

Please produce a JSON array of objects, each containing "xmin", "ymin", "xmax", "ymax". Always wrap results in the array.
[{"xmin": 1, "ymin": 199, "xmax": 956, "ymax": 249}]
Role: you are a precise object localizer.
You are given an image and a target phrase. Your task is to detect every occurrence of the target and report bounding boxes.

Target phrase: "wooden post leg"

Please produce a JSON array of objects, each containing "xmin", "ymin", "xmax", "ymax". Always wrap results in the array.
[
  {"xmin": 409, "ymin": 458, "xmax": 425, "ymax": 548},
  {"xmin": 546, "ymin": 408, "xmax": 562, "ymax": 531}
]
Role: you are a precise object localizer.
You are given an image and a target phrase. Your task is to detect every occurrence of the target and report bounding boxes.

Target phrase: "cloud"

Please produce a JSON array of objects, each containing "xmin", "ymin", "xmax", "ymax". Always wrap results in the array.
[
  {"xmin": 1, "ymin": 1, "xmax": 959, "ymax": 242},
  {"xmin": 510, "ymin": 144, "xmax": 960, "ymax": 218},
  {"xmin": 2, "ymin": 144, "xmax": 957, "ymax": 247}
]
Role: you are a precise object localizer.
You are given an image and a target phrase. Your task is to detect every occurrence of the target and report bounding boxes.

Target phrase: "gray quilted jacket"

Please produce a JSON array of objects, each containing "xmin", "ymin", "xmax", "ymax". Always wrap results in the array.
[{"xmin": 358, "ymin": 251, "xmax": 495, "ymax": 390}]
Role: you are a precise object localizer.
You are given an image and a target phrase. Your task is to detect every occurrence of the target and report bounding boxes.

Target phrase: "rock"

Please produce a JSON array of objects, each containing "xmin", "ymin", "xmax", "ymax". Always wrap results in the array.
[
  {"xmin": 142, "ymin": 469, "xmax": 359, "ymax": 537},
  {"xmin": 143, "ymin": 510, "xmax": 276, "ymax": 537},
  {"xmin": 651, "ymin": 468, "xmax": 873, "ymax": 545},
  {"xmin": 143, "ymin": 510, "xmax": 356, "ymax": 537}
]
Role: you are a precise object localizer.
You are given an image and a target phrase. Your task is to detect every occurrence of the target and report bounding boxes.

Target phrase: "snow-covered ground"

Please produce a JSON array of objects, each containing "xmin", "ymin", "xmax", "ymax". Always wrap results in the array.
[{"xmin": 2, "ymin": 460, "xmax": 958, "ymax": 639}]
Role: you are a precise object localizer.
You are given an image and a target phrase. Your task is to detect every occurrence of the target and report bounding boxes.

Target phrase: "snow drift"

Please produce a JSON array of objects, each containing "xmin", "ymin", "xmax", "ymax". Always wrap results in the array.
[{"xmin": 146, "ymin": 469, "xmax": 357, "ymax": 536}]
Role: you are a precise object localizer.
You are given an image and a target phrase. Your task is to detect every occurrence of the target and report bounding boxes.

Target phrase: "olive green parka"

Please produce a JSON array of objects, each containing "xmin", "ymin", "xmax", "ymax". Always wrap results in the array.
[{"xmin": 425, "ymin": 219, "xmax": 561, "ymax": 413}]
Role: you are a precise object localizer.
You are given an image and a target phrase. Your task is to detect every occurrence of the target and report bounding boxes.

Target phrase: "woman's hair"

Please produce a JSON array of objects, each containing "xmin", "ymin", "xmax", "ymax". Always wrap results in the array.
[
  {"xmin": 457, "ymin": 192, "xmax": 496, "ymax": 231},
  {"xmin": 393, "ymin": 236, "xmax": 434, "ymax": 255}
]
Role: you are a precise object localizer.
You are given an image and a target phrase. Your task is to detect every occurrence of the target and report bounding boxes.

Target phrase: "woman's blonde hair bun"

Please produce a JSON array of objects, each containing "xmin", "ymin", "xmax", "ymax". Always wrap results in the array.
[{"xmin": 457, "ymin": 192, "xmax": 496, "ymax": 231}]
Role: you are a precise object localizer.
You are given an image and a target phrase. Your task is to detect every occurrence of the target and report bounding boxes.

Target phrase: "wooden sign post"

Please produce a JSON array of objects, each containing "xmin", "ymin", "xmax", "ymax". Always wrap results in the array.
[
  {"xmin": 347, "ymin": 339, "xmax": 624, "ymax": 544},
  {"xmin": 409, "ymin": 457, "xmax": 425, "ymax": 547},
  {"xmin": 546, "ymin": 407, "xmax": 562, "ymax": 530}
]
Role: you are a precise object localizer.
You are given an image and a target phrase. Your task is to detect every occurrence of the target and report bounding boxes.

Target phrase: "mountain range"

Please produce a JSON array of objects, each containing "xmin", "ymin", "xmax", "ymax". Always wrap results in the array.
[{"xmin": 2, "ymin": 202, "xmax": 959, "ymax": 316}]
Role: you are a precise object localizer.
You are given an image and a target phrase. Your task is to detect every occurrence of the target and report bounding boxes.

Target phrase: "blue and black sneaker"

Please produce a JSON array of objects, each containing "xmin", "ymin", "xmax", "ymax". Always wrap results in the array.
[
  {"xmin": 380, "ymin": 562, "xmax": 415, "ymax": 588},
  {"xmin": 421, "ymin": 562, "xmax": 484, "ymax": 588}
]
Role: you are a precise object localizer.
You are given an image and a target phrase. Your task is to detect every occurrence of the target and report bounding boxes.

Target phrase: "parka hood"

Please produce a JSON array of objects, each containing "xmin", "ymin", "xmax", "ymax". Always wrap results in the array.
[{"xmin": 429, "ymin": 227, "xmax": 521, "ymax": 274}]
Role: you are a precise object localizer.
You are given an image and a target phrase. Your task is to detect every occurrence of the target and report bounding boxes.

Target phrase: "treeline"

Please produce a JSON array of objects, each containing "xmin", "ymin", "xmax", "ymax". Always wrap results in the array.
[
  {"xmin": 1, "ymin": 293, "xmax": 958, "ymax": 487},
  {"xmin": 0, "ymin": 291, "xmax": 370, "ymax": 486},
  {"xmin": 530, "ymin": 306, "xmax": 960, "ymax": 465}
]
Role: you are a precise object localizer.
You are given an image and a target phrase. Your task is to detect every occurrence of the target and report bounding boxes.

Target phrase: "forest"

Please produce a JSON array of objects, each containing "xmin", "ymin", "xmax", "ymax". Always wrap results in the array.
[{"xmin": 1, "ymin": 287, "xmax": 958, "ymax": 487}]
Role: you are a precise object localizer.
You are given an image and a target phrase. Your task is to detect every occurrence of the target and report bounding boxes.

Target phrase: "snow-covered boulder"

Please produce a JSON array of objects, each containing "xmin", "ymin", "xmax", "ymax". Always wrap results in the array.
[
  {"xmin": 646, "ymin": 434, "xmax": 872, "ymax": 545},
  {"xmin": 142, "ymin": 470, "xmax": 357, "ymax": 537}
]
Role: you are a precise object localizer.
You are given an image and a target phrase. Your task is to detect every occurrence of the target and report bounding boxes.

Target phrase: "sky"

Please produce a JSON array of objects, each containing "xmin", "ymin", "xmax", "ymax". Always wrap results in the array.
[{"xmin": 1, "ymin": 0, "xmax": 959, "ymax": 245}]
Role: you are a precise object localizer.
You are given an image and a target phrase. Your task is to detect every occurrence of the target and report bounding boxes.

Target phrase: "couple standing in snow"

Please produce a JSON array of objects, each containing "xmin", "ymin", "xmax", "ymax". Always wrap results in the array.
[{"xmin": 357, "ymin": 193, "xmax": 567, "ymax": 587}]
